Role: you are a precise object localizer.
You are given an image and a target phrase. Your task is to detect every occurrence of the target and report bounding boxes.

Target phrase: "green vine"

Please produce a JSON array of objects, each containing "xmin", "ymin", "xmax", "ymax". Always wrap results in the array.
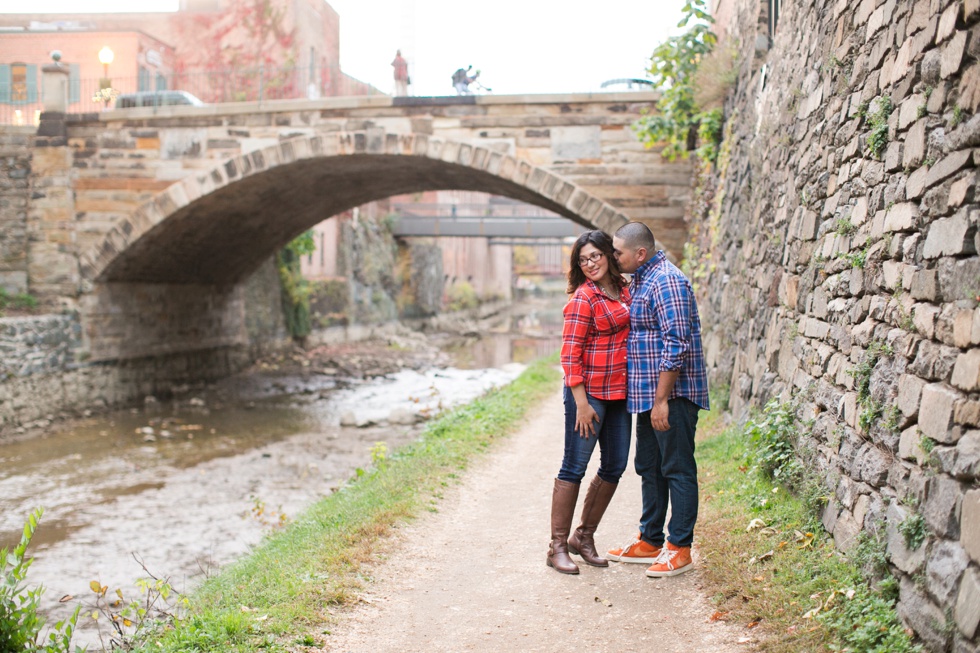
[
  {"xmin": 634, "ymin": 0, "xmax": 722, "ymax": 163},
  {"xmin": 276, "ymin": 230, "xmax": 316, "ymax": 339}
]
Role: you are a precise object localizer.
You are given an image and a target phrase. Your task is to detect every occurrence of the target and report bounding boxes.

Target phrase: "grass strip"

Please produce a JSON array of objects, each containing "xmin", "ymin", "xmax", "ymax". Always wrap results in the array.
[
  {"xmin": 695, "ymin": 400, "xmax": 921, "ymax": 653},
  {"xmin": 134, "ymin": 356, "xmax": 561, "ymax": 652}
]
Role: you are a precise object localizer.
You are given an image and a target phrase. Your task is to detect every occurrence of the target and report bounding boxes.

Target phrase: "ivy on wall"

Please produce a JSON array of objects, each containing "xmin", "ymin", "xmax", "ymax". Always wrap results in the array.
[{"xmin": 276, "ymin": 230, "xmax": 316, "ymax": 339}]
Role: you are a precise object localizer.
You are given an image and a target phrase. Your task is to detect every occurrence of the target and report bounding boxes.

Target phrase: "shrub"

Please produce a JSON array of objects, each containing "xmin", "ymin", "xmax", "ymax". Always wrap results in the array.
[{"xmin": 0, "ymin": 508, "xmax": 82, "ymax": 653}]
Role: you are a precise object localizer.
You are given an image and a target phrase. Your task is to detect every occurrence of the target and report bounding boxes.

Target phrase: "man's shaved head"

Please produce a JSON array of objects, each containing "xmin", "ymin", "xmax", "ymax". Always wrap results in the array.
[{"xmin": 614, "ymin": 222, "xmax": 656, "ymax": 251}]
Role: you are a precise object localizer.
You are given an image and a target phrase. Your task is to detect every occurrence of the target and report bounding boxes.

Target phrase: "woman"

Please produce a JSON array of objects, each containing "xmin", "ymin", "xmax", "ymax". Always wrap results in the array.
[{"xmin": 548, "ymin": 230, "xmax": 631, "ymax": 575}]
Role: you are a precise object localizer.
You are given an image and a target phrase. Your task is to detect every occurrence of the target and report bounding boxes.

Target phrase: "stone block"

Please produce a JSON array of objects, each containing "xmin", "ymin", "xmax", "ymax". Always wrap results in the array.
[
  {"xmin": 924, "ymin": 212, "xmax": 977, "ymax": 259},
  {"xmin": 949, "ymin": 174, "xmax": 977, "ymax": 207},
  {"xmin": 940, "ymin": 256, "xmax": 980, "ymax": 302},
  {"xmin": 953, "ymin": 349, "xmax": 980, "ymax": 392},
  {"xmin": 899, "ymin": 94, "xmax": 926, "ymax": 130},
  {"xmin": 833, "ymin": 510, "xmax": 862, "ymax": 552},
  {"xmin": 898, "ymin": 374, "xmax": 927, "ymax": 417},
  {"xmin": 907, "ymin": 165, "xmax": 931, "ymax": 200},
  {"xmin": 964, "ymin": 489, "xmax": 980, "ymax": 563},
  {"xmin": 905, "ymin": 119, "xmax": 927, "ymax": 169},
  {"xmin": 920, "ymin": 383, "xmax": 962, "ymax": 442},
  {"xmin": 953, "ymin": 430, "xmax": 980, "ymax": 479},
  {"xmin": 939, "ymin": 2, "xmax": 960, "ymax": 43},
  {"xmin": 928, "ymin": 540, "xmax": 970, "ymax": 605},
  {"xmin": 899, "ymin": 425, "xmax": 926, "ymax": 461},
  {"xmin": 927, "ymin": 149, "xmax": 974, "ymax": 188},
  {"xmin": 882, "ymin": 260, "xmax": 903, "ymax": 289},
  {"xmin": 860, "ymin": 444, "xmax": 890, "ymax": 486},
  {"xmin": 913, "ymin": 302, "xmax": 940, "ymax": 339},
  {"xmin": 884, "ymin": 201, "xmax": 919, "ymax": 231},
  {"xmin": 924, "ymin": 474, "xmax": 964, "ymax": 538},
  {"xmin": 910, "ymin": 268, "xmax": 939, "ymax": 302},
  {"xmin": 942, "ymin": 30, "xmax": 969, "ymax": 79},
  {"xmin": 955, "ymin": 566, "xmax": 980, "ymax": 639},
  {"xmin": 951, "ymin": 309, "xmax": 975, "ymax": 349}
]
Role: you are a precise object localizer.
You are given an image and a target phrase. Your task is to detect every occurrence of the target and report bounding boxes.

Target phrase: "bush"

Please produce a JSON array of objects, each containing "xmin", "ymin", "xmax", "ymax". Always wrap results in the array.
[
  {"xmin": 445, "ymin": 281, "xmax": 479, "ymax": 311},
  {"xmin": 0, "ymin": 508, "xmax": 82, "ymax": 653}
]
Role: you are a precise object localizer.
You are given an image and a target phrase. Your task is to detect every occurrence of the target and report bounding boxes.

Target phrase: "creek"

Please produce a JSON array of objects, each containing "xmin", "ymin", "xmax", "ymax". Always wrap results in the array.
[{"xmin": 0, "ymin": 298, "xmax": 563, "ymax": 648}]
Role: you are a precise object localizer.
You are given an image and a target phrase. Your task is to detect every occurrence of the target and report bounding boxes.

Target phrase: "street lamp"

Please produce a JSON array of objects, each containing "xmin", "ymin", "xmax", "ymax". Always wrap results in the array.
[
  {"xmin": 95, "ymin": 46, "xmax": 116, "ymax": 110},
  {"xmin": 98, "ymin": 46, "xmax": 114, "ymax": 78}
]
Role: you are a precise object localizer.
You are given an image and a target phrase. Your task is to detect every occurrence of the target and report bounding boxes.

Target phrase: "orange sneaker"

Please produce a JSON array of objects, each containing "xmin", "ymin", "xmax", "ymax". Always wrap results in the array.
[
  {"xmin": 606, "ymin": 533, "xmax": 662, "ymax": 563},
  {"xmin": 645, "ymin": 541, "xmax": 693, "ymax": 577}
]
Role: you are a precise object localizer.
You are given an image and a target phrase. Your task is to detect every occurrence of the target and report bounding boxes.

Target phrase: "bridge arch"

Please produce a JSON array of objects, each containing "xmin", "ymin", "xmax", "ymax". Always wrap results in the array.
[{"xmin": 80, "ymin": 130, "xmax": 633, "ymax": 285}]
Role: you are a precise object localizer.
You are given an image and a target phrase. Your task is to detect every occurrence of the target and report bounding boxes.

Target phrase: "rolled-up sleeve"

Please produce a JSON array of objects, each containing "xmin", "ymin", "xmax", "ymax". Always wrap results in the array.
[
  {"xmin": 652, "ymin": 277, "xmax": 692, "ymax": 372},
  {"xmin": 561, "ymin": 294, "xmax": 592, "ymax": 386}
]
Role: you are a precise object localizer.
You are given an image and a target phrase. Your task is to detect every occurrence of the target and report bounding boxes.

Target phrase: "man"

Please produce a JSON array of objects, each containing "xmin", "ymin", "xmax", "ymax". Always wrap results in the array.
[
  {"xmin": 452, "ymin": 66, "xmax": 478, "ymax": 95},
  {"xmin": 607, "ymin": 222, "xmax": 709, "ymax": 577},
  {"xmin": 392, "ymin": 50, "xmax": 409, "ymax": 97}
]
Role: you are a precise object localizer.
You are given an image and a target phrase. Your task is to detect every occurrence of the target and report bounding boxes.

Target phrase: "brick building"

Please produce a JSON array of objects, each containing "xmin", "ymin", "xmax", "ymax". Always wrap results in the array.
[{"xmin": 0, "ymin": 0, "xmax": 375, "ymax": 122}]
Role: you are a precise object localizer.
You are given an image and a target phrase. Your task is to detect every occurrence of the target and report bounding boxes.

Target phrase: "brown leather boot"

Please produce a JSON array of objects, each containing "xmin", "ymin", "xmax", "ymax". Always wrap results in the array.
[
  {"xmin": 547, "ymin": 479, "xmax": 580, "ymax": 575},
  {"xmin": 567, "ymin": 475, "xmax": 618, "ymax": 567}
]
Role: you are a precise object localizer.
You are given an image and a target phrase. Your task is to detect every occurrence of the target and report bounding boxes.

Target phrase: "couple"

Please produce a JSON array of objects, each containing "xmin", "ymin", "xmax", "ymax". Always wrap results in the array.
[{"xmin": 548, "ymin": 222, "xmax": 709, "ymax": 578}]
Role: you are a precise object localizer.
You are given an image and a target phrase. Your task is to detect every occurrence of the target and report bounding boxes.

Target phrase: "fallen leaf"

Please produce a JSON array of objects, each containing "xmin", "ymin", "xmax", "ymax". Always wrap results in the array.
[
  {"xmin": 594, "ymin": 596, "xmax": 613, "ymax": 607},
  {"xmin": 59, "ymin": 594, "xmax": 73, "ymax": 602},
  {"xmin": 709, "ymin": 610, "xmax": 729, "ymax": 622},
  {"xmin": 737, "ymin": 637, "xmax": 753, "ymax": 644},
  {"xmin": 845, "ymin": 588, "xmax": 856, "ymax": 599},
  {"xmin": 746, "ymin": 518, "xmax": 767, "ymax": 532},
  {"xmin": 747, "ymin": 620, "xmax": 761, "ymax": 629},
  {"xmin": 759, "ymin": 550, "xmax": 774, "ymax": 562}
]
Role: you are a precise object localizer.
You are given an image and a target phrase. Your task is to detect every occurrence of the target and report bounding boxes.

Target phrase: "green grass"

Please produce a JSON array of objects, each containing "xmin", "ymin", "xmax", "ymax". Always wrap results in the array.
[
  {"xmin": 696, "ymin": 401, "xmax": 921, "ymax": 653},
  {"xmin": 131, "ymin": 357, "xmax": 561, "ymax": 652}
]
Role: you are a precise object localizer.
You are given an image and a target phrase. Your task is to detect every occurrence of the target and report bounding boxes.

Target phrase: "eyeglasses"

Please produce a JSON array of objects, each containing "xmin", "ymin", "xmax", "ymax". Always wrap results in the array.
[{"xmin": 577, "ymin": 252, "xmax": 604, "ymax": 267}]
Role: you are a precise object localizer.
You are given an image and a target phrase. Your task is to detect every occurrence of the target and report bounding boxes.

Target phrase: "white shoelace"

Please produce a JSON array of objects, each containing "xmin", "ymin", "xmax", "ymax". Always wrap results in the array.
[
  {"xmin": 617, "ymin": 537, "xmax": 643, "ymax": 555},
  {"xmin": 652, "ymin": 547, "xmax": 678, "ymax": 569}
]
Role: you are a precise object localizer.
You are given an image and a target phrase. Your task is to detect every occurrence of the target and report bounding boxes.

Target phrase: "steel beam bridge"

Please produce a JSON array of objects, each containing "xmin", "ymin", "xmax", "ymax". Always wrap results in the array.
[{"xmin": 390, "ymin": 215, "xmax": 584, "ymax": 239}]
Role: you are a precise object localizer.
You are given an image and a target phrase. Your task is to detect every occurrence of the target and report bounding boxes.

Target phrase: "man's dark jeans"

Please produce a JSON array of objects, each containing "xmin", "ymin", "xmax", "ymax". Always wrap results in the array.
[
  {"xmin": 558, "ymin": 386, "xmax": 631, "ymax": 484},
  {"xmin": 635, "ymin": 397, "xmax": 700, "ymax": 548}
]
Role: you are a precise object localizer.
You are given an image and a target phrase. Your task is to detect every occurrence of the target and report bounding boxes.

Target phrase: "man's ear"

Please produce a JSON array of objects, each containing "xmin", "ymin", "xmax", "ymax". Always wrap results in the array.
[{"xmin": 636, "ymin": 247, "xmax": 648, "ymax": 263}]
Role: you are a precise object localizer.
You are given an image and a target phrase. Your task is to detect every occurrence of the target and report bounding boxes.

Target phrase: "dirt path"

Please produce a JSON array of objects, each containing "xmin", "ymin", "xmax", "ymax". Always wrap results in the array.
[{"xmin": 324, "ymin": 386, "xmax": 741, "ymax": 653}]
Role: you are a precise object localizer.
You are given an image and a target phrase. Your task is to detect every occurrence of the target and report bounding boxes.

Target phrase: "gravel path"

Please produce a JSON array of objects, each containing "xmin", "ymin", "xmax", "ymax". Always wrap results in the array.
[{"xmin": 324, "ymin": 386, "xmax": 741, "ymax": 653}]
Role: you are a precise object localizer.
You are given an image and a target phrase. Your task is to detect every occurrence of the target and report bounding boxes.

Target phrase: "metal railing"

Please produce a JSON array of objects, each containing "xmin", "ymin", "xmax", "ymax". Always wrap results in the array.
[{"xmin": 0, "ymin": 62, "xmax": 381, "ymax": 125}]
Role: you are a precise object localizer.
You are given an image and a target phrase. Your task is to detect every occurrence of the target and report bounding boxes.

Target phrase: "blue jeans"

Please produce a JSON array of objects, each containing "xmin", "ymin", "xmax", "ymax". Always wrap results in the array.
[
  {"xmin": 558, "ymin": 386, "xmax": 631, "ymax": 484},
  {"xmin": 635, "ymin": 397, "xmax": 700, "ymax": 548}
]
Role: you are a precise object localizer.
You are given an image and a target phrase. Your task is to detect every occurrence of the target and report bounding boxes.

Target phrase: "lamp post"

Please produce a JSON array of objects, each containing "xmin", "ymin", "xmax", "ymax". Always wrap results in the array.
[{"xmin": 96, "ymin": 46, "xmax": 115, "ymax": 110}]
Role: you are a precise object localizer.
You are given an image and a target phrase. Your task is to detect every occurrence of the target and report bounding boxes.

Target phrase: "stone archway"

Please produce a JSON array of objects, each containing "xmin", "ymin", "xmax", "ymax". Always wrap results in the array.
[{"xmin": 80, "ymin": 129, "xmax": 635, "ymax": 285}]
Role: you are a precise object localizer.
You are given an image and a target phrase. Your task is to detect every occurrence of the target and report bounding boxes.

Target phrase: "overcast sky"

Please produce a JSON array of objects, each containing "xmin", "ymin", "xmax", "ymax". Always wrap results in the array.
[{"xmin": 2, "ymin": 0, "xmax": 687, "ymax": 96}]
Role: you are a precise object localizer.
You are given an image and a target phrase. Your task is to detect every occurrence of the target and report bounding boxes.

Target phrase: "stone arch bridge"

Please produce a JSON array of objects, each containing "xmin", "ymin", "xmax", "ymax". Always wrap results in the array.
[{"xmin": 13, "ymin": 92, "xmax": 691, "ymax": 384}]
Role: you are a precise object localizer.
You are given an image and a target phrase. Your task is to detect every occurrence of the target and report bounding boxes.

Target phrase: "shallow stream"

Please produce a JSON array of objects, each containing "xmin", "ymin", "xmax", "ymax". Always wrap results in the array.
[{"xmin": 0, "ymin": 298, "xmax": 564, "ymax": 648}]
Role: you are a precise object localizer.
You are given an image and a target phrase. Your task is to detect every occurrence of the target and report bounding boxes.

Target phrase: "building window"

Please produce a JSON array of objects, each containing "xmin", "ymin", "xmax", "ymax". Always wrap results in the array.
[
  {"xmin": 0, "ymin": 63, "xmax": 37, "ymax": 105},
  {"xmin": 768, "ymin": 0, "xmax": 781, "ymax": 37},
  {"xmin": 11, "ymin": 63, "xmax": 27, "ymax": 103}
]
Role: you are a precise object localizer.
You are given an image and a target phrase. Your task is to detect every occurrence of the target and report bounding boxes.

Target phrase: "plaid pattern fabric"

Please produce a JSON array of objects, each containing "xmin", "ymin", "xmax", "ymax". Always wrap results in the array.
[
  {"xmin": 561, "ymin": 279, "xmax": 631, "ymax": 400},
  {"xmin": 627, "ymin": 251, "xmax": 710, "ymax": 413}
]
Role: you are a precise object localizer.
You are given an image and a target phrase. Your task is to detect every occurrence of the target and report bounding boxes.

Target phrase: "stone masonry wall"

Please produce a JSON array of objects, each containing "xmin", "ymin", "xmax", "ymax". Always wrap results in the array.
[
  {"xmin": 696, "ymin": 0, "xmax": 980, "ymax": 649},
  {"xmin": 0, "ymin": 259, "xmax": 287, "ymax": 435},
  {"xmin": 0, "ymin": 127, "xmax": 32, "ymax": 294}
]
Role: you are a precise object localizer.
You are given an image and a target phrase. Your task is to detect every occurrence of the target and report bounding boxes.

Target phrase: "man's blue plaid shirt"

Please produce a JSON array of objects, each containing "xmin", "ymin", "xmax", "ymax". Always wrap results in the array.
[{"xmin": 626, "ymin": 251, "xmax": 710, "ymax": 414}]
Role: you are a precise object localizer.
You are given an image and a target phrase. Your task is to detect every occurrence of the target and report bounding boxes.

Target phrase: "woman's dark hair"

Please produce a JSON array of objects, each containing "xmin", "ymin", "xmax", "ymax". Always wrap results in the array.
[{"xmin": 566, "ymin": 230, "xmax": 625, "ymax": 294}]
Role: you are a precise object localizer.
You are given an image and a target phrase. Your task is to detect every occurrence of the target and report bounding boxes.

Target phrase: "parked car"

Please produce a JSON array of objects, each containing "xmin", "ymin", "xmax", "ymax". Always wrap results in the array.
[{"xmin": 115, "ymin": 91, "xmax": 205, "ymax": 109}]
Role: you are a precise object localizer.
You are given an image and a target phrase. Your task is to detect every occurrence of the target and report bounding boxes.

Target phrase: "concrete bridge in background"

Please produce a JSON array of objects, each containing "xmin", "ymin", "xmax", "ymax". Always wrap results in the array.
[{"xmin": 0, "ymin": 91, "xmax": 692, "ymax": 427}]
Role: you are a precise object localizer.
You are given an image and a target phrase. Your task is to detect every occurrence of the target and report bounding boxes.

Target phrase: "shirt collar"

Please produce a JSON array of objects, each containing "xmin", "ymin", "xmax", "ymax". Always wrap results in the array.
[{"xmin": 633, "ymin": 250, "xmax": 666, "ymax": 280}]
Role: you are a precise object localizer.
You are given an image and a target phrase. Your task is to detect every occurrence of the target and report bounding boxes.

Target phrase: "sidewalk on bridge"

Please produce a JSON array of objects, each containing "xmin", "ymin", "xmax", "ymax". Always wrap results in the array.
[{"xmin": 323, "ymin": 383, "xmax": 740, "ymax": 652}]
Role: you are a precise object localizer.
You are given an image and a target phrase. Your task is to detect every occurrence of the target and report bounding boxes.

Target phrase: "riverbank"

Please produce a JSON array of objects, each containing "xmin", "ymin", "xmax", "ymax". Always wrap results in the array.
[{"xmin": 102, "ymin": 357, "xmax": 563, "ymax": 652}]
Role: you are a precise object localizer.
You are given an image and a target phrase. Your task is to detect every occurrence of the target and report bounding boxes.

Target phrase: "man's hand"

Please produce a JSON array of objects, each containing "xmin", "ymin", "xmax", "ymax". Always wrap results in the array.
[
  {"xmin": 576, "ymin": 402, "xmax": 600, "ymax": 438},
  {"xmin": 650, "ymin": 400, "xmax": 670, "ymax": 431}
]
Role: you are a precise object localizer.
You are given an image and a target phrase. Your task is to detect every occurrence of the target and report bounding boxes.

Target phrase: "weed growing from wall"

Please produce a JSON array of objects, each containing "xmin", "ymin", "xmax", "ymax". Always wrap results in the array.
[{"xmin": 865, "ymin": 96, "xmax": 894, "ymax": 159}]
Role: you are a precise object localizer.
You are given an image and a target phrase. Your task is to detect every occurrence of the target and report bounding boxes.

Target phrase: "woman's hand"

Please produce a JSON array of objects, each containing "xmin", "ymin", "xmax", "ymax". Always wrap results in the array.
[{"xmin": 575, "ymin": 401, "xmax": 599, "ymax": 438}]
